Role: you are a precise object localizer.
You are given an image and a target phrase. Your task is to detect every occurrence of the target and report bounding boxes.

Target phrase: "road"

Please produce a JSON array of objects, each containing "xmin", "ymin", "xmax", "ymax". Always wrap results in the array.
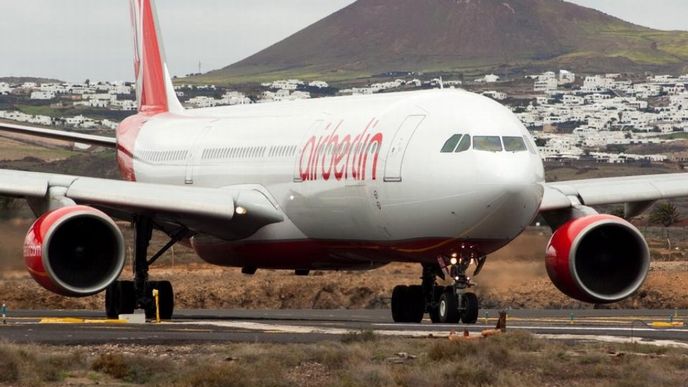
[{"xmin": 1, "ymin": 309, "xmax": 687, "ymax": 346}]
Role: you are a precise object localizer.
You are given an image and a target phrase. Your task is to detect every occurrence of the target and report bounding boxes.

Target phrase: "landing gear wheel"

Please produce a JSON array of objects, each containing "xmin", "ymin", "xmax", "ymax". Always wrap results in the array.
[
  {"xmin": 105, "ymin": 280, "xmax": 135, "ymax": 318},
  {"xmin": 428, "ymin": 286, "xmax": 444, "ymax": 323},
  {"xmin": 391, "ymin": 285, "xmax": 408, "ymax": 323},
  {"xmin": 460, "ymin": 292, "xmax": 479, "ymax": 324},
  {"xmin": 406, "ymin": 285, "xmax": 425, "ymax": 323},
  {"xmin": 149, "ymin": 280, "xmax": 174, "ymax": 320},
  {"xmin": 391, "ymin": 285, "xmax": 424, "ymax": 323},
  {"xmin": 438, "ymin": 287, "xmax": 459, "ymax": 324}
]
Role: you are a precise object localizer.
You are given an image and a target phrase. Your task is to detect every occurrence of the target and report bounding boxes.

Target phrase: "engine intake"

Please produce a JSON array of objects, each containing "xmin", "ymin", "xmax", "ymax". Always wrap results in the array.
[
  {"xmin": 24, "ymin": 205, "xmax": 125, "ymax": 297},
  {"xmin": 546, "ymin": 214, "xmax": 650, "ymax": 304}
]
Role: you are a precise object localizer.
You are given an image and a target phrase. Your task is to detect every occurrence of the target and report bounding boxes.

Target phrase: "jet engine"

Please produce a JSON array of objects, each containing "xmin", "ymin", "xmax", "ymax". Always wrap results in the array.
[
  {"xmin": 24, "ymin": 205, "xmax": 125, "ymax": 297},
  {"xmin": 546, "ymin": 214, "xmax": 650, "ymax": 304}
]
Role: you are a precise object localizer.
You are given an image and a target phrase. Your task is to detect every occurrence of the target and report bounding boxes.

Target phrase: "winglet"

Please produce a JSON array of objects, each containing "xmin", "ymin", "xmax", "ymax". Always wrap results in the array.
[{"xmin": 130, "ymin": 0, "xmax": 184, "ymax": 114}]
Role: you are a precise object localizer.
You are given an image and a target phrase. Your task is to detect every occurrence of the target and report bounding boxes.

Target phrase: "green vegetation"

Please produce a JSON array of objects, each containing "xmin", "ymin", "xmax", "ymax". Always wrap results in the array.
[
  {"xmin": 1, "ymin": 333, "xmax": 688, "ymax": 386},
  {"xmin": 650, "ymin": 202, "xmax": 681, "ymax": 227},
  {"xmin": 15, "ymin": 104, "xmax": 131, "ymax": 122},
  {"xmin": 655, "ymin": 132, "xmax": 688, "ymax": 140},
  {"xmin": 0, "ymin": 137, "xmax": 76, "ymax": 161}
]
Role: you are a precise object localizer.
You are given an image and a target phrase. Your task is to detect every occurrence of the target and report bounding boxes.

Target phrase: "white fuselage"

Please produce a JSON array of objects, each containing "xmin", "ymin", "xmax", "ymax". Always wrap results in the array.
[{"xmin": 124, "ymin": 89, "xmax": 545, "ymax": 270}]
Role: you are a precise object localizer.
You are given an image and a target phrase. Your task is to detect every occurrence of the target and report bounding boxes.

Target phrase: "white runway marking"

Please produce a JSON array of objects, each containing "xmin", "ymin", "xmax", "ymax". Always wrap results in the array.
[
  {"xmin": 173, "ymin": 320, "xmax": 688, "ymax": 347},
  {"xmin": 174, "ymin": 320, "xmax": 451, "ymax": 337},
  {"xmin": 536, "ymin": 334, "xmax": 688, "ymax": 349}
]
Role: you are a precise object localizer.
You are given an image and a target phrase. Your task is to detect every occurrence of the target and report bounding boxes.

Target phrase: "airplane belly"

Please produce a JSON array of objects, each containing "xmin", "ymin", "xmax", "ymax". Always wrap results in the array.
[{"xmin": 284, "ymin": 182, "xmax": 386, "ymax": 240}]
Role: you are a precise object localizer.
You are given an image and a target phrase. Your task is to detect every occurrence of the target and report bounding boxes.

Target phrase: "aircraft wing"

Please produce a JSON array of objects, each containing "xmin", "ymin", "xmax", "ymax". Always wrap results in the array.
[
  {"xmin": 541, "ymin": 173, "xmax": 688, "ymax": 214},
  {"xmin": 0, "ymin": 122, "xmax": 117, "ymax": 148},
  {"xmin": 0, "ymin": 169, "xmax": 283, "ymax": 240}
]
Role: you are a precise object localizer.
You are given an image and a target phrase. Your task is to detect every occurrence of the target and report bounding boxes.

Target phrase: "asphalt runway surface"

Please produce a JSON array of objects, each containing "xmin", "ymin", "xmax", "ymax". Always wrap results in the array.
[{"xmin": 1, "ymin": 309, "xmax": 687, "ymax": 346}]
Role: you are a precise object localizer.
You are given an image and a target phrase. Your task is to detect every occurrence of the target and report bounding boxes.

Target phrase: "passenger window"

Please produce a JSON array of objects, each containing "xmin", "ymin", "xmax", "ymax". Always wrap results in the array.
[
  {"xmin": 473, "ymin": 136, "xmax": 503, "ymax": 152},
  {"xmin": 455, "ymin": 135, "xmax": 471, "ymax": 153},
  {"xmin": 441, "ymin": 134, "xmax": 461, "ymax": 153},
  {"xmin": 503, "ymin": 136, "xmax": 527, "ymax": 152}
]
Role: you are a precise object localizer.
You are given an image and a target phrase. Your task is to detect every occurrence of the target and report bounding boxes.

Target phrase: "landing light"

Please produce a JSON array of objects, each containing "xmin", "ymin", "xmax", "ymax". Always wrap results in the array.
[
  {"xmin": 235, "ymin": 206, "xmax": 247, "ymax": 215},
  {"xmin": 450, "ymin": 257, "xmax": 458, "ymax": 265}
]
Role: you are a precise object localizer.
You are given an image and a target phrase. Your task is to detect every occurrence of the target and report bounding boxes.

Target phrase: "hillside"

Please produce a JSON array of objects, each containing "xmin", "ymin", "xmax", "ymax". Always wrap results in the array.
[
  {"xmin": 0, "ymin": 76, "xmax": 62, "ymax": 84},
  {"xmin": 198, "ymin": 0, "xmax": 688, "ymax": 84}
]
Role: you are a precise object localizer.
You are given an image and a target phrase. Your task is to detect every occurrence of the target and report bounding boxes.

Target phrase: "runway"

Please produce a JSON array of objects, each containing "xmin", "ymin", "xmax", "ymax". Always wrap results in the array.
[{"xmin": 1, "ymin": 309, "xmax": 687, "ymax": 346}]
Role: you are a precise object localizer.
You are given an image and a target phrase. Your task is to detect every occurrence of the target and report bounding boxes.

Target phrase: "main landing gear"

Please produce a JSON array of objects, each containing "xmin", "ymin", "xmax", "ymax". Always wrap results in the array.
[
  {"xmin": 105, "ymin": 216, "xmax": 187, "ymax": 320},
  {"xmin": 391, "ymin": 255, "xmax": 486, "ymax": 324}
]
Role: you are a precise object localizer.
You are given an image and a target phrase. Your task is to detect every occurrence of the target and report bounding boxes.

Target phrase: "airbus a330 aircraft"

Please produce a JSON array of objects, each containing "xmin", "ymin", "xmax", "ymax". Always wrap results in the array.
[{"xmin": 1, "ymin": 0, "xmax": 685, "ymax": 323}]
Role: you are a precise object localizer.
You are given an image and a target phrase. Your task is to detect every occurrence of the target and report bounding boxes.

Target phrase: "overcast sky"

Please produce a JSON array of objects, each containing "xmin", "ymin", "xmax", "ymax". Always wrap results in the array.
[{"xmin": 1, "ymin": 0, "xmax": 687, "ymax": 82}]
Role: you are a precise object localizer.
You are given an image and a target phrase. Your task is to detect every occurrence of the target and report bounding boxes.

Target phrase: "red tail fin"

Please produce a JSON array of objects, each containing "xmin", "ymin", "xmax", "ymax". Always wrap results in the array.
[{"xmin": 130, "ymin": 0, "xmax": 183, "ymax": 114}]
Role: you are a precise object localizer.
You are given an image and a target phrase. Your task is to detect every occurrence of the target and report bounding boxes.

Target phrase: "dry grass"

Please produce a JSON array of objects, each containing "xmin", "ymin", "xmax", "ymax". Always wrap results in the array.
[{"xmin": 1, "ymin": 333, "xmax": 688, "ymax": 386}]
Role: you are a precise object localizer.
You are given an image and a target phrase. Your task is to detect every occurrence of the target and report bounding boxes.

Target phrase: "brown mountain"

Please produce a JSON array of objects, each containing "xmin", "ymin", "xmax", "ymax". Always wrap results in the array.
[{"xmin": 202, "ymin": 0, "xmax": 688, "ymax": 83}]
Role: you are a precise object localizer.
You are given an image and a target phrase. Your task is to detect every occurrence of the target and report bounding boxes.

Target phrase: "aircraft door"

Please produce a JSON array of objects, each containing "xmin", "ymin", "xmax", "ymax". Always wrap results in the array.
[
  {"xmin": 383, "ymin": 115, "xmax": 425, "ymax": 182},
  {"xmin": 185, "ymin": 120, "xmax": 217, "ymax": 185}
]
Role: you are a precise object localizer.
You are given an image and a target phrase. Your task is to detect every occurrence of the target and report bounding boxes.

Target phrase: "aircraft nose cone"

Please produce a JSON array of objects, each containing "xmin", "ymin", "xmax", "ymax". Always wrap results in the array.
[{"xmin": 467, "ymin": 152, "xmax": 543, "ymax": 240}]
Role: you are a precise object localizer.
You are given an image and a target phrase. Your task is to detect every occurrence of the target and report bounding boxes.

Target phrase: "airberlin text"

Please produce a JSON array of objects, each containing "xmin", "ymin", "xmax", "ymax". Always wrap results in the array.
[{"xmin": 299, "ymin": 119, "xmax": 383, "ymax": 181}]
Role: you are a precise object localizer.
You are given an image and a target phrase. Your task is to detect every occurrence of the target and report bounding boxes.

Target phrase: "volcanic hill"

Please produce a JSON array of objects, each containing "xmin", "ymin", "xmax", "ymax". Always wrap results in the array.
[{"xmin": 200, "ymin": 0, "xmax": 688, "ymax": 83}]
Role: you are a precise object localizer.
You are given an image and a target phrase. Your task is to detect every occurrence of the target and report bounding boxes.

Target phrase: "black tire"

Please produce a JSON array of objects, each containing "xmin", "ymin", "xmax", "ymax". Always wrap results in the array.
[
  {"xmin": 391, "ymin": 285, "xmax": 408, "ymax": 323},
  {"xmin": 105, "ymin": 282, "xmax": 119, "ymax": 319},
  {"xmin": 105, "ymin": 281, "xmax": 135, "ymax": 318},
  {"xmin": 156, "ymin": 281, "xmax": 174, "ymax": 320},
  {"xmin": 428, "ymin": 286, "xmax": 444, "ymax": 323},
  {"xmin": 118, "ymin": 281, "xmax": 136, "ymax": 315},
  {"xmin": 460, "ymin": 292, "xmax": 479, "ymax": 324},
  {"xmin": 438, "ymin": 287, "xmax": 459, "ymax": 324},
  {"xmin": 406, "ymin": 285, "xmax": 425, "ymax": 323}
]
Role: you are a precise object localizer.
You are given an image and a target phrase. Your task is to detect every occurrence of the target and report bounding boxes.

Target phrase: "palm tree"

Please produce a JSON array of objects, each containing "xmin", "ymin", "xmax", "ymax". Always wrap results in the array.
[
  {"xmin": 649, "ymin": 202, "xmax": 680, "ymax": 227},
  {"xmin": 649, "ymin": 201, "xmax": 681, "ymax": 249}
]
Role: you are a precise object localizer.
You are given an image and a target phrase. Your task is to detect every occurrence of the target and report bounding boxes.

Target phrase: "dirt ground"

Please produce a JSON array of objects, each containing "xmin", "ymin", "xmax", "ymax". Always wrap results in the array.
[{"xmin": 2, "ymin": 220, "xmax": 687, "ymax": 311}]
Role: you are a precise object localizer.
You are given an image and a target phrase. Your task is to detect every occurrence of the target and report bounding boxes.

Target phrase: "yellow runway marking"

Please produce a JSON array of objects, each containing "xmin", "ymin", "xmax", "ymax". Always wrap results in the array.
[
  {"xmin": 39, "ymin": 318, "xmax": 127, "ymax": 324},
  {"xmin": 649, "ymin": 322, "xmax": 685, "ymax": 328}
]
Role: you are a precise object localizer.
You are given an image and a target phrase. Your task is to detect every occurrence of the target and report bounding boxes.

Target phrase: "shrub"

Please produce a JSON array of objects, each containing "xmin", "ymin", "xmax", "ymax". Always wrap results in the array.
[
  {"xmin": 341, "ymin": 330, "xmax": 377, "ymax": 344},
  {"xmin": 91, "ymin": 353, "xmax": 172, "ymax": 384}
]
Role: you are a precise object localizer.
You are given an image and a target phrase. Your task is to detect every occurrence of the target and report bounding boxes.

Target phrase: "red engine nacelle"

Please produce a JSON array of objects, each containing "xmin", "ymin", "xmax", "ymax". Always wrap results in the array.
[
  {"xmin": 24, "ymin": 205, "xmax": 125, "ymax": 297},
  {"xmin": 546, "ymin": 214, "xmax": 650, "ymax": 304}
]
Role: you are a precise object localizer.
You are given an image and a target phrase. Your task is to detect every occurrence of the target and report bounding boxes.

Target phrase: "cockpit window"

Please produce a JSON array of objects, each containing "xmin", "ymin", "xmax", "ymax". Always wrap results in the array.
[
  {"xmin": 455, "ymin": 134, "xmax": 471, "ymax": 152},
  {"xmin": 502, "ymin": 136, "xmax": 528, "ymax": 152},
  {"xmin": 441, "ymin": 134, "xmax": 462, "ymax": 153},
  {"xmin": 473, "ymin": 136, "xmax": 503, "ymax": 152}
]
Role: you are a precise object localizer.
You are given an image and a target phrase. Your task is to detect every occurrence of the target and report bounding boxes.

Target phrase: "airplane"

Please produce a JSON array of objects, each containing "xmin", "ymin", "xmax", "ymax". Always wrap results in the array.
[{"xmin": 1, "ymin": 0, "xmax": 685, "ymax": 324}]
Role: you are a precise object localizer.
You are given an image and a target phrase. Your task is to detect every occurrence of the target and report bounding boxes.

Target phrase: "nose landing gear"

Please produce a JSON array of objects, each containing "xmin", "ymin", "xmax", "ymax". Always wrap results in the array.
[{"xmin": 391, "ymin": 255, "xmax": 485, "ymax": 324}]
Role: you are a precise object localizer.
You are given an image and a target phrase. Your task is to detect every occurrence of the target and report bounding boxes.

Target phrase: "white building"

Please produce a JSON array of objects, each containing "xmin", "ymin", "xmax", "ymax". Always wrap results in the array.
[
  {"xmin": 30, "ymin": 91, "xmax": 55, "ymax": 100},
  {"xmin": 563, "ymin": 95, "xmax": 584, "ymax": 105},
  {"xmin": 219, "ymin": 91, "xmax": 251, "ymax": 105},
  {"xmin": 308, "ymin": 81, "xmax": 329, "ymax": 88},
  {"xmin": 186, "ymin": 96, "xmax": 218, "ymax": 108},
  {"xmin": 0, "ymin": 83, "xmax": 12, "ymax": 95},
  {"xmin": 476, "ymin": 74, "xmax": 500, "ymax": 83},
  {"xmin": 482, "ymin": 91, "xmax": 507, "ymax": 100},
  {"xmin": 559, "ymin": 70, "xmax": 576, "ymax": 85},
  {"xmin": 267, "ymin": 79, "xmax": 303, "ymax": 90},
  {"xmin": 27, "ymin": 115, "xmax": 52, "ymax": 126}
]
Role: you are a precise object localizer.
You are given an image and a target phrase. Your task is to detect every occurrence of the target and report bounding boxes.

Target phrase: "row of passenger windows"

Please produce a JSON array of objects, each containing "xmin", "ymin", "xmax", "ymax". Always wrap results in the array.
[
  {"xmin": 139, "ymin": 145, "xmax": 299, "ymax": 163},
  {"xmin": 440, "ymin": 135, "xmax": 530, "ymax": 153},
  {"xmin": 202, "ymin": 145, "xmax": 299, "ymax": 160},
  {"xmin": 202, "ymin": 146, "xmax": 266, "ymax": 160},
  {"xmin": 138, "ymin": 150, "xmax": 189, "ymax": 163}
]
